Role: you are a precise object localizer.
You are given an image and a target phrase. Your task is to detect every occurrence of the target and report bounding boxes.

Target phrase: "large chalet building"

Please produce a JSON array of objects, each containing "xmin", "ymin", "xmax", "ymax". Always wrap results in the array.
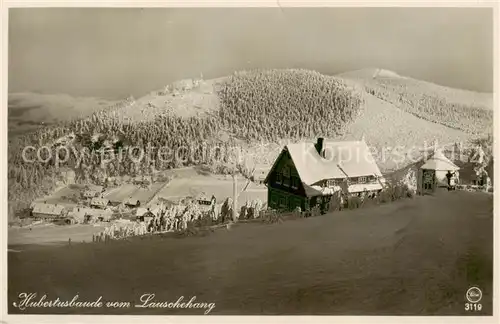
[{"xmin": 264, "ymin": 138, "xmax": 385, "ymax": 212}]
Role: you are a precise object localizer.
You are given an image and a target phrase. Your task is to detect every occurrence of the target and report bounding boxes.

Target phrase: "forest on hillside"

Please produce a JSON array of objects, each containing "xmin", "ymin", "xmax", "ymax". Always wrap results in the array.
[{"xmin": 363, "ymin": 78, "xmax": 493, "ymax": 135}]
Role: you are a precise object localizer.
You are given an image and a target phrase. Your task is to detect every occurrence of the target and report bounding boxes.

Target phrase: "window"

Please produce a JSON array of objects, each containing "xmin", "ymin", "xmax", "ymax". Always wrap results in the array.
[
  {"xmin": 326, "ymin": 179, "xmax": 336, "ymax": 187},
  {"xmin": 276, "ymin": 172, "xmax": 283, "ymax": 184},
  {"xmin": 358, "ymin": 176, "xmax": 367, "ymax": 184},
  {"xmin": 291, "ymin": 176, "xmax": 299, "ymax": 189},
  {"xmin": 283, "ymin": 166, "xmax": 291, "ymax": 187},
  {"xmin": 279, "ymin": 196, "xmax": 286, "ymax": 207}
]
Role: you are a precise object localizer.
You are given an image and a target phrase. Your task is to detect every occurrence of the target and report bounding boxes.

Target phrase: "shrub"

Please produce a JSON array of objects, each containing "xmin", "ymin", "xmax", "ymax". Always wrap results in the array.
[
  {"xmin": 191, "ymin": 213, "xmax": 215, "ymax": 228},
  {"xmin": 311, "ymin": 206, "xmax": 322, "ymax": 217},
  {"xmin": 393, "ymin": 185, "xmax": 404, "ymax": 201},
  {"xmin": 327, "ymin": 193, "xmax": 343, "ymax": 212},
  {"xmin": 346, "ymin": 196, "xmax": 362, "ymax": 209},
  {"xmin": 261, "ymin": 210, "xmax": 284, "ymax": 224},
  {"xmin": 375, "ymin": 183, "xmax": 414, "ymax": 204},
  {"xmin": 174, "ymin": 222, "xmax": 213, "ymax": 238},
  {"xmin": 406, "ymin": 188, "xmax": 416, "ymax": 198}
]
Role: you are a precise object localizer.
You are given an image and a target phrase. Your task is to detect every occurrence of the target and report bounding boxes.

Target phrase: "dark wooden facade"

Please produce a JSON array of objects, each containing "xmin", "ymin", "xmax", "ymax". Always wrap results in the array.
[{"xmin": 266, "ymin": 150, "xmax": 307, "ymax": 211}]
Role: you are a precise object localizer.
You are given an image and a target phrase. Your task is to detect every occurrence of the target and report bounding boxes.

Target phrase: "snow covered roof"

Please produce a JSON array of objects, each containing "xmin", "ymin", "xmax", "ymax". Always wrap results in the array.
[
  {"xmin": 420, "ymin": 149, "xmax": 460, "ymax": 171},
  {"xmin": 324, "ymin": 141, "xmax": 383, "ymax": 178},
  {"xmin": 124, "ymin": 197, "xmax": 141, "ymax": 206},
  {"xmin": 269, "ymin": 140, "xmax": 383, "ymax": 186},
  {"xmin": 285, "ymin": 142, "xmax": 345, "ymax": 184},
  {"xmin": 90, "ymin": 197, "xmax": 110, "ymax": 207},
  {"xmin": 83, "ymin": 185, "xmax": 103, "ymax": 197},
  {"xmin": 68, "ymin": 207, "xmax": 93, "ymax": 222},
  {"xmin": 32, "ymin": 203, "xmax": 66, "ymax": 216}
]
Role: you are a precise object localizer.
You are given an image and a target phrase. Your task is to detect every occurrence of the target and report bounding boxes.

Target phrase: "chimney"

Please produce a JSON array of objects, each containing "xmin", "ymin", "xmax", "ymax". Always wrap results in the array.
[{"xmin": 315, "ymin": 138, "xmax": 325, "ymax": 157}]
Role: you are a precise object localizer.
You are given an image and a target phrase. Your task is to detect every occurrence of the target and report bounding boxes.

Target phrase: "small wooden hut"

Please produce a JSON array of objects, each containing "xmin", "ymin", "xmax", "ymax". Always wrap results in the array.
[{"xmin": 417, "ymin": 149, "xmax": 460, "ymax": 195}]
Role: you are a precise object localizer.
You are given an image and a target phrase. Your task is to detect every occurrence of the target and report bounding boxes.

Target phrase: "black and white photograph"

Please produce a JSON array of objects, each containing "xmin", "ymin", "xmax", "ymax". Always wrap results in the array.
[{"xmin": 3, "ymin": 2, "xmax": 497, "ymax": 320}]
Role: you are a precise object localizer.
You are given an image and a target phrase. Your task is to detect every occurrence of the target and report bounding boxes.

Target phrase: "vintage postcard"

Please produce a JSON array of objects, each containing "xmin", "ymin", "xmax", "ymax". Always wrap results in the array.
[{"xmin": 1, "ymin": 1, "xmax": 498, "ymax": 323}]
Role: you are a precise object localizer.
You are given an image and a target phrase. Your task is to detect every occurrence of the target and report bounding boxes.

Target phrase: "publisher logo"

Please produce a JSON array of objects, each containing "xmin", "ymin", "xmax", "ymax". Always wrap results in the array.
[{"xmin": 466, "ymin": 287, "xmax": 482, "ymax": 303}]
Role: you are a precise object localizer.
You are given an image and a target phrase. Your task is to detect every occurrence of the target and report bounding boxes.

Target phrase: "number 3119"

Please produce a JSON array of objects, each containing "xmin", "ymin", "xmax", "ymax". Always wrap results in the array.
[{"xmin": 465, "ymin": 303, "xmax": 482, "ymax": 311}]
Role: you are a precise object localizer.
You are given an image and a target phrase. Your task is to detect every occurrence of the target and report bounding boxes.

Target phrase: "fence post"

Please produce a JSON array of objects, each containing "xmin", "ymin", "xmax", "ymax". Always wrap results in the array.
[{"xmin": 232, "ymin": 173, "xmax": 238, "ymax": 222}]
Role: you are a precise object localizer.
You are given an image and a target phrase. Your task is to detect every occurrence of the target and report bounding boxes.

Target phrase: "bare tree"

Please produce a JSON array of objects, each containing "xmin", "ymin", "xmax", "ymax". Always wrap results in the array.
[{"xmin": 227, "ymin": 155, "xmax": 256, "ymax": 223}]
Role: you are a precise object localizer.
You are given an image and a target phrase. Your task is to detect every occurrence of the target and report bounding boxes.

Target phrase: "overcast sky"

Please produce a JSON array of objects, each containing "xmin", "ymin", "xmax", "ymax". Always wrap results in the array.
[{"xmin": 8, "ymin": 7, "xmax": 493, "ymax": 99}]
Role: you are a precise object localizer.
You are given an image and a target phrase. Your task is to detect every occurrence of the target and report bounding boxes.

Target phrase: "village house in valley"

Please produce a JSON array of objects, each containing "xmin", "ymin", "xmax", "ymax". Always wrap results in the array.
[
  {"xmin": 30, "ymin": 202, "xmax": 68, "ymax": 220},
  {"xmin": 65, "ymin": 207, "xmax": 89, "ymax": 224},
  {"xmin": 264, "ymin": 138, "xmax": 385, "ymax": 212},
  {"xmin": 90, "ymin": 197, "xmax": 111, "ymax": 209},
  {"xmin": 86, "ymin": 208, "xmax": 112, "ymax": 222},
  {"xmin": 67, "ymin": 207, "xmax": 112, "ymax": 224},
  {"xmin": 135, "ymin": 202, "xmax": 165, "ymax": 219},
  {"xmin": 124, "ymin": 197, "xmax": 141, "ymax": 208},
  {"xmin": 82, "ymin": 185, "xmax": 104, "ymax": 199}
]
